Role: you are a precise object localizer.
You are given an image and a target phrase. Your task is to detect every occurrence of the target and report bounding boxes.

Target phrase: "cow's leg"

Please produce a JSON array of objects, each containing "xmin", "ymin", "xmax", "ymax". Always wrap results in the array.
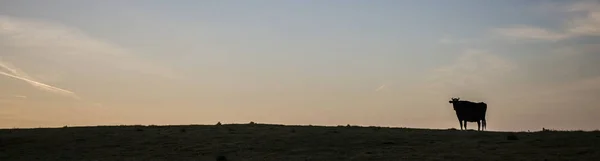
[
  {"xmin": 477, "ymin": 120, "xmax": 481, "ymax": 131},
  {"xmin": 459, "ymin": 120, "xmax": 463, "ymax": 130},
  {"xmin": 464, "ymin": 121, "xmax": 467, "ymax": 130},
  {"xmin": 482, "ymin": 119, "xmax": 487, "ymax": 131}
]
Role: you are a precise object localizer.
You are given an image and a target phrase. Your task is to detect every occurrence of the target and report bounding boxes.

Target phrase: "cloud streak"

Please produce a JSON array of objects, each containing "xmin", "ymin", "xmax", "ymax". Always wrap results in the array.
[
  {"xmin": 1, "ymin": 15, "xmax": 184, "ymax": 103},
  {"xmin": 492, "ymin": 25, "xmax": 569, "ymax": 41},
  {"xmin": 0, "ymin": 59, "xmax": 78, "ymax": 99},
  {"xmin": 0, "ymin": 15, "xmax": 178, "ymax": 79},
  {"xmin": 13, "ymin": 95, "xmax": 27, "ymax": 99},
  {"xmin": 375, "ymin": 84, "xmax": 386, "ymax": 92},
  {"xmin": 438, "ymin": 34, "xmax": 477, "ymax": 45}
]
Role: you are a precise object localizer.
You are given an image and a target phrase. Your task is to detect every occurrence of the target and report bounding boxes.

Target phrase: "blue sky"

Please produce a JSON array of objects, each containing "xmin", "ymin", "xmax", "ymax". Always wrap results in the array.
[{"xmin": 1, "ymin": 0, "xmax": 599, "ymax": 131}]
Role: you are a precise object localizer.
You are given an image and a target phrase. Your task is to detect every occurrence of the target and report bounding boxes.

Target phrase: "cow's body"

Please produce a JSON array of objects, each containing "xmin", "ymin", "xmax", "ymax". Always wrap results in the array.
[{"xmin": 449, "ymin": 98, "xmax": 487, "ymax": 131}]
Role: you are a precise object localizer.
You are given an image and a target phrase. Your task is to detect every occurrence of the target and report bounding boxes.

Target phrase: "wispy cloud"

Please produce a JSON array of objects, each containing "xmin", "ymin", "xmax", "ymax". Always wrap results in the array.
[
  {"xmin": 438, "ymin": 34, "xmax": 475, "ymax": 44},
  {"xmin": 0, "ymin": 15, "xmax": 178, "ymax": 79},
  {"xmin": 375, "ymin": 84, "xmax": 386, "ymax": 92},
  {"xmin": 492, "ymin": 25, "xmax": 570, "ymax": 41},
  {"xmin": 0, "ymin": 59, "xmax": 79, "ymax": 99},
  {"xmin": 565, "ymin": 1, "xmax": 600, "ymax": 36},
  {"xmin": 13, "ymin": 95, "xmax": 27, "ymax": 99},
  {"xmin": 493, "ymin": 1, "xmax": 600, "ymax": 41},
  {"xmin": 424, "ymin": 49, "xmax": 517, "ymax": 101},
  {"xmin": 0, "ymin": 95, "xmax": 27, "ymax": 99},
  {"xmin": 425, "ymin": 44, "xmax": 600, "ymax": 116},
  {"xmin": 1, "ymin": 15, "xmax": 184, "ymax": 104}
]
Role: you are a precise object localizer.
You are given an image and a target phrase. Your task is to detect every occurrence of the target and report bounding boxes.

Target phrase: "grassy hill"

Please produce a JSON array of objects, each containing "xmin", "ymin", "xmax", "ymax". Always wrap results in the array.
[{"xmin": 1, "ymin": 123, "xmax": 599, "ymax": 161}]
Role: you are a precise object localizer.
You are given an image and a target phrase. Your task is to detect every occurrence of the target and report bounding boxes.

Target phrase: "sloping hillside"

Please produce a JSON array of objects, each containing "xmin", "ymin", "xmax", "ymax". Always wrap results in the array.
[{"xmin": 1, "ymin": 124, "xmax": 599, "ymax": 161}]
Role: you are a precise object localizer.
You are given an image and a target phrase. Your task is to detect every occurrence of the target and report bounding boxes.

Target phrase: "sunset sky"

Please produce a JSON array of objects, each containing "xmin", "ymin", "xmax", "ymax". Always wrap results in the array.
[{"xmin": 1, "ymin": 0, "xmax": 599, "ymax": 131}]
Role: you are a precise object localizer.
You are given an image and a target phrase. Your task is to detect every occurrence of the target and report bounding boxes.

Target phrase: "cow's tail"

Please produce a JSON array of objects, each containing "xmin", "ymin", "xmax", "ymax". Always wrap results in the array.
[
  {"xmin": 482, "ymin": 118, "xmax": 487, "ymax": 130},
  {"xmin": 482, "ymin": 103, "xmax": 487, "ymax": 130}
]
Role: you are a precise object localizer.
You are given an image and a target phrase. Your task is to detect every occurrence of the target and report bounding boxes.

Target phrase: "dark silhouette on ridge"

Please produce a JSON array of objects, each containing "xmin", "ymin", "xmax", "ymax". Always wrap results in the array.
[{"xmin": 448, "ymin": 97, "xmax": 487, "ymax": 131}]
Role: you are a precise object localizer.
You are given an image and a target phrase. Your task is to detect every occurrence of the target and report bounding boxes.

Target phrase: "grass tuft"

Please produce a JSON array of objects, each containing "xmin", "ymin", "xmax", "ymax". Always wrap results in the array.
[{"xmin": 506, "ymin": 133, "xmax": 519, "ymax": 140}]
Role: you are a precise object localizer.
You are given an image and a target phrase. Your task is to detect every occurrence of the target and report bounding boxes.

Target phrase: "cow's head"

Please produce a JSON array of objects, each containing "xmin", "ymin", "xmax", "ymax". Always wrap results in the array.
[{"xmin": 449, "ymin": 97, "xmax": 460, "ymax": 104}]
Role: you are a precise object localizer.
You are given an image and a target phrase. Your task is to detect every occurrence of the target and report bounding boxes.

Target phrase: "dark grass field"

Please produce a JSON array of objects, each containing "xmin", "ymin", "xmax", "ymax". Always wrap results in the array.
[{"xmin": 1, "ymin": 124, "xmax": 599, "ymax": 161}]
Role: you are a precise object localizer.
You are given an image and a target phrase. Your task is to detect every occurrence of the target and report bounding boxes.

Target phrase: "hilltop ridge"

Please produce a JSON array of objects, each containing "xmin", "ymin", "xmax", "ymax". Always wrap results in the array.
[{"xmin": 1, "ymin": 124, "xmax": 599, "ymax": 161}]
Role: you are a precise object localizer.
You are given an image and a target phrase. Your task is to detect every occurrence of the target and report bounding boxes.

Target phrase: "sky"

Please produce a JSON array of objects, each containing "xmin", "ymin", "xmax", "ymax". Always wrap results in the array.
[{"xmin": 1, "ymin": 0, "xmax": 599, "ymax": 131}]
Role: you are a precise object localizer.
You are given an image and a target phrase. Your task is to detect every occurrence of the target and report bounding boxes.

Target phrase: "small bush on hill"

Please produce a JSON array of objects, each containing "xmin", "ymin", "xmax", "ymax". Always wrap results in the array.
[
  {"xmin": 507, "ymin": 133, "xmax": 519, "ymax": 140},
  {"xmin": 216, "ymin": 155, "xmax": 227, "ymax": 161}
]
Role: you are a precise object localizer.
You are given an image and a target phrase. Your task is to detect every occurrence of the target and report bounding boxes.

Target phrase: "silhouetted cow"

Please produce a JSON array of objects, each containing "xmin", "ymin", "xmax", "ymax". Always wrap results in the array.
[{"xmin": 448, "ymin": 97, "xmax": 487, "ymax": 131}]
